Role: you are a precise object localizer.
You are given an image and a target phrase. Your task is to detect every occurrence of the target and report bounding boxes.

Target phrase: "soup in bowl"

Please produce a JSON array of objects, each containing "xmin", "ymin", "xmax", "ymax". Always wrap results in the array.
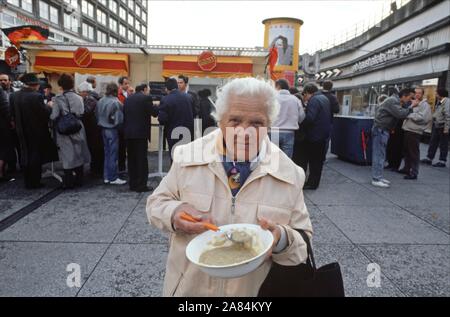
[{"xmin": 185, "ymin": 223, "xmax": 274, "ymax": 279}]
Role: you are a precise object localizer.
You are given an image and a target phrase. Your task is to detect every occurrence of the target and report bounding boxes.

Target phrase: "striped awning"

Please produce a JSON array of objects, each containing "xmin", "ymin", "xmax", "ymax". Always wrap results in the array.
[
  {"xmin": 162, "ymin": 55, "xmax": 253, "ymax": 78},
  {"xmin": 33, "ymin": 51, "xmax": 129, "ymax": 76}
]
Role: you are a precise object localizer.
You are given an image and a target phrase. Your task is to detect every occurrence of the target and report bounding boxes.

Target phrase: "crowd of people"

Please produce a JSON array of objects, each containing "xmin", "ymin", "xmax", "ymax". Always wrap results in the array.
[
  {"xmin": 371, "ymin": 86, "xmax": 449, "ymax": 188},
  {"xmin": 270, "ymin": 79, "xmax": 339, "ymax": 190},
  {"xmin": 0, "ymin": 72, "xmax": 217, "ymax": 192},
  {"xmin": 1, "ymin": 71, "xmax": 448, "ymax": 193}
]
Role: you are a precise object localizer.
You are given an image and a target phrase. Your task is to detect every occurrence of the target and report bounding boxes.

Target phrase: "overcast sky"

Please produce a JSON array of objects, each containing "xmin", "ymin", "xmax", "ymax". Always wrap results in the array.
[{"xmin": 148, "ymin": 0, "xmax": 398, "ymax": 54}]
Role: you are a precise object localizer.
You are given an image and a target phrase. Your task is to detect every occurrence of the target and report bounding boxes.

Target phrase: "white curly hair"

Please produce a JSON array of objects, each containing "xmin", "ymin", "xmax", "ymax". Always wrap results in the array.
[
  {"xmin": 212, "ymin": 77, "xmax": 280, "ymax": 126},
  {"xmin": 78, "ymin": 82, "xmax": 93, "ymax": 93}
]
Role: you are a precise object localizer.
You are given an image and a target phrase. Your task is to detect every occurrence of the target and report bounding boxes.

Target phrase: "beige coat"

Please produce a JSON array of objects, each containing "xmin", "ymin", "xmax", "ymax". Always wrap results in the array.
[
  {"xmin": 146, "ymin": 129, "xmax": 313, "ymax": 297},
  {"xmin": 402, "ymin": 99, "xmax": 432, "ymax": 135}
]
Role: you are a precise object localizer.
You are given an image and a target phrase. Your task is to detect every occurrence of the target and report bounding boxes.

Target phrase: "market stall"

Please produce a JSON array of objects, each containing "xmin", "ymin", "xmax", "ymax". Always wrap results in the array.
[{"xmin": 331, "ymin": 115, "xmax": 374, "ymax": 165}]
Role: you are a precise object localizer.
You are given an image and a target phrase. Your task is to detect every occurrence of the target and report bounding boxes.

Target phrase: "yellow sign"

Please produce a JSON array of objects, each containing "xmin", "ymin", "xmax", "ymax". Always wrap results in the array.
[{"xmin": 262, "ymin": 17, "xmax": 303, "ymax": 72}]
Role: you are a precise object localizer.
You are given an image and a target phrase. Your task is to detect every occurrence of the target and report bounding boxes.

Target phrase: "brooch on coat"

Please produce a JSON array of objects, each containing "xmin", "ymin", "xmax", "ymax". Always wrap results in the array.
[{"xmin": 228, "ymin": 166, "xmax": 241, "ymax": 190}]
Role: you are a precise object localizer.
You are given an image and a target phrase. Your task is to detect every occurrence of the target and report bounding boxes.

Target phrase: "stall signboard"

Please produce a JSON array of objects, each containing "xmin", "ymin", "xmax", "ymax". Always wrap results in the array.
[
  {"xmin": 5, "ymin": 46, "xmax": 20, "ymax": 67},
  {"xmin": 352, "ymin": 37, "xmax": 429, "ymax": 73},
  {"xmin": 197, "ymin": 51, "xmax": 217, "ymax": 72},
  {"xmin": 283, "ymin": 71, "xmax": 295, "ymax": 87},
  {"xmin": 73, "ymin": 47, "xmax": 93, "ymax": 68},
  {"xmin": 16, "ymin": 13, "xmax": 49, "ymax": 30}
]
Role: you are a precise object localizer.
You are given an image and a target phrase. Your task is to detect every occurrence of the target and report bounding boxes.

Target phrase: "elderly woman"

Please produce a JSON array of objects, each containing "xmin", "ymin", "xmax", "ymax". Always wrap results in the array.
[
  {"xmin": 50, "ymin": 74, "xmax": 91, "ymax": 189},
  {"xmin": 147, "ymin": 77, "xmax": 312, "ymax": 297}
]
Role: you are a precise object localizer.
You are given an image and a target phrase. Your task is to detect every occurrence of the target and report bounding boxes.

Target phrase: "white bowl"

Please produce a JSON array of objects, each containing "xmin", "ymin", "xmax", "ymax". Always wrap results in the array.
[{"xmin": 185, "ymin": 223, "xmax": 274, "ymax": 279}]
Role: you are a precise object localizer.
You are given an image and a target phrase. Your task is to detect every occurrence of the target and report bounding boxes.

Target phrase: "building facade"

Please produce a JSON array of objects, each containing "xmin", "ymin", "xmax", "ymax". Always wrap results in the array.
[
  {"xmin": 311, "ymin": 0, "xmax": 450, "ymax": 117},
  {"xmin": 0, "ymin": 0, "xmax": 148, "ymax": 60}
]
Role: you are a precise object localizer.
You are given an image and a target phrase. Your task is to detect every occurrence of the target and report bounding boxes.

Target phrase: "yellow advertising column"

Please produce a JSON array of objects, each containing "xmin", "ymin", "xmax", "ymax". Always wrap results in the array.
[{"xmin": 262, "ymin": 17, "xmax": 303, "ymax": 85}]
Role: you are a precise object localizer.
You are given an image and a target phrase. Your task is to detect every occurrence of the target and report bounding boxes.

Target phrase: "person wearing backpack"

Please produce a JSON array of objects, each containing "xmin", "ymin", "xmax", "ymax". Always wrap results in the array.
[{"xmin": 50, "ymin": 73, "xmax": 90, "ymax": 189}]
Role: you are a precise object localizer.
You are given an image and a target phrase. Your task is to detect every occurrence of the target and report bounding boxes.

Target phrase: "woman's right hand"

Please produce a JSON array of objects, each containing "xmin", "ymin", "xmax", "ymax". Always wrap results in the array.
[{"xmin": 171, "ymin": 204, "xmax": 213, "ymax": 234}]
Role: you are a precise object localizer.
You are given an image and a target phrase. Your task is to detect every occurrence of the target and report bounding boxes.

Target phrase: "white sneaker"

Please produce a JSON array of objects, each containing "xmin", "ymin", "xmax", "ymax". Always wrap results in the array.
[
  {"xmin": 104, "ymin": 180, "xmax": 110, "ymax": 184},
  {"xmin": 380, "ymin": 179, "xmax": 391, "ymax": 185},
  {"xmin": 109, "ymin": 178, "xmax": 127, "ymax": 185},
  {"xmin": 372, "ymin": 180, "xmax": 390, "ymax": 188}
]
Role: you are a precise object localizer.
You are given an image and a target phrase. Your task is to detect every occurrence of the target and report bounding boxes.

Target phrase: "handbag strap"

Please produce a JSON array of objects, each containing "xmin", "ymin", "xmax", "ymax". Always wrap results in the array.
[
  {"xmin": 296, "ymin": 229, "xmax": 317, "ymax": 270},
  {"xmin": 61, "ymin": 91, "xmax": 72, "ymax": 115}
]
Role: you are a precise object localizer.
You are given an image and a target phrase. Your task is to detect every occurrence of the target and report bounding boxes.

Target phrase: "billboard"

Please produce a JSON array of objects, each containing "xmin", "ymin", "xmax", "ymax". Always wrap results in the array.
[{"xmin": 263, "ymin": 18, "xmax": 303, "ymax": 73}]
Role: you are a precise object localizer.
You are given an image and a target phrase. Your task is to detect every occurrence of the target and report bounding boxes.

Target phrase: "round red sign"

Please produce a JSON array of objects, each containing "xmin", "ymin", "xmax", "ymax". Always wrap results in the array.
[
  {"xmin": 197, "ymin": 51, "xmax": 217, "ymax": 72},
  {"xmin": 73, "ymin": 47, "xmax": 93, "ymax": 68},
  {"xmin": 5, "ymin": 47, "xmax": 21, "ymax": 67}
]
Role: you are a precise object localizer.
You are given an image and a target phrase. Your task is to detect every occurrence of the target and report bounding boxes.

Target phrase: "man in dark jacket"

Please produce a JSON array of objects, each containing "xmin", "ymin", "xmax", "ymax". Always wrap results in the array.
[
  {"xmin": 322, "ymin": 80, "xmax": 340, "ymax": 117},
  {"xmin": 198, "ymin": 89, "xmax": 216, "ymax": 134},
  {"xmin": 1, "ymin": 73, "xmax": 20, "ymax": 173},
  {"xmin": 0, "ymin": 87, "xmax": 14, "ymax": 181},
  {"xmin": 123, "ymin": 83, "xmax": 158, "ymax": 192},
  {"xmin": 158, "ymin": 78, "xmax": 194, "ymax": 157},
  {"xmin": 322, "ymin": 80, "xmax": 340, "ymax": 157},
  {"xmin": 11, "ymin": 73, "xmax": 58, "ymax": 189},
  {"xmin": 371, "ymin": 88, "xmax": 415, "ymax": 188},
  {"xmin": 386, "ymin": 98, "xmax": 410, "ymax": 171},
  {"xmin": 86, "ymin": 76, "xmax": 101, "ymax": 100},
  {"xmin": 298, "ymin": 83, "xmax": 331, "ymax": 190},
  {"xmin": 79, "ymin": 82, "xmax": 103, "ymax": 177}
]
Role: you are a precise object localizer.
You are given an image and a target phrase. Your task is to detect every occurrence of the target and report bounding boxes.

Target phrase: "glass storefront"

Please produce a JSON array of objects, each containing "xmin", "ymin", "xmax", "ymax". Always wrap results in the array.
[{"xmin": 336, "ymin": 77, "xmax": 440, "ymax": 117}]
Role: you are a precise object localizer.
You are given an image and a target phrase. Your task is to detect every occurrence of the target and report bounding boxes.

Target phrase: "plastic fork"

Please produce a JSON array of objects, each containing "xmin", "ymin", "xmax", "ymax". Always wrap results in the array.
[
  {"xmin": 180, "ymin": 212, "xmax": 250, "ymax": 244},
  {"xmin": 180, "ymin": 212, "xmax": 220, "ymax": 232}
]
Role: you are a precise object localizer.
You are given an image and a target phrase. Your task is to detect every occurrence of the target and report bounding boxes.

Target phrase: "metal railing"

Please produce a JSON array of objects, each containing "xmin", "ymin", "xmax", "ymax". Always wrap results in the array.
[{"xmin": 307, "ymin": 0, "xmax": 411, "ymax": 54}]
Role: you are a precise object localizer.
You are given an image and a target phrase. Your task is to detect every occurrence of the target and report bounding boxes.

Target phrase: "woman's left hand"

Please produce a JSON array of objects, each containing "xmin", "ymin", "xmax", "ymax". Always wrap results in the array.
[{"xmin": 259, "ymin": 217, "xmax": 281, "ymax": 258}]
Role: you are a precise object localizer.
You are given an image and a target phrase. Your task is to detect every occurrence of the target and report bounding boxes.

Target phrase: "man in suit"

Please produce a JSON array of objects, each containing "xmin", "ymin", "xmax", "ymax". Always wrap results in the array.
[
  {"xmin": 123, "ymin": 83, "xmax": 158, "ymax": 192},
  {"xmin": 11, "ymin": 73, "xmax": 58, "ymax": 189},
  {"xmin": 177, "ymin": 75, "xmax": 199, "ymax": 118},
  {"xmin": 158, "ymin": 78, "xmax": 194, "ymax": 157}
]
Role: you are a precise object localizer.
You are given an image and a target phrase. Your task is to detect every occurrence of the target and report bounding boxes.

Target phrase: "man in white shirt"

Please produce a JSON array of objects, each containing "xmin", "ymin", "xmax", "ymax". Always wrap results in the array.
[{"xmin": 270, "ymin": 79, "xmax": 305, "ymax": 158}]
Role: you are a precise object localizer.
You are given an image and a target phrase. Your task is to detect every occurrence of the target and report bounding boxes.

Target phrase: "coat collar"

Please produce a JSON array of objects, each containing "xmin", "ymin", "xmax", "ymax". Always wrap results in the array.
[{"xmin": 174, "ymin": 129, "xmax": 295, "ymax": 185}]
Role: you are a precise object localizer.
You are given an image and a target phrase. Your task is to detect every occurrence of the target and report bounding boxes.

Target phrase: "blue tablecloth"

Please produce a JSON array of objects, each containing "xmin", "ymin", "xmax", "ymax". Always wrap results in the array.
[{"xmin": 331, "ymin": 116, "xmax": 374, "ymax": 164}]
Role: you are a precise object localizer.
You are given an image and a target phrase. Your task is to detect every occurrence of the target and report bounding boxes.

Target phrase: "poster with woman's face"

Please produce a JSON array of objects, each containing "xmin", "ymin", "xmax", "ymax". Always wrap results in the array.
[{"xmin": 268, "ymin": 24, "xmax": 295, "ymax": 66}]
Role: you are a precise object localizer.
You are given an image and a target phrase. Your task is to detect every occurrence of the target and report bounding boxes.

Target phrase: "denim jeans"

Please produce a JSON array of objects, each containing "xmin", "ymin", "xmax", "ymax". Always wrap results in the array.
[
  {"xmin": 270, "ymin": 131, "xmax": 295, "ymax": 158},
  {"xmin": 371, "ymin": 127, "xmax": 390, "ymax": 181},
  {"xmin": 102, "ymin": 128, "xmax": 119, "ymax": 182}
]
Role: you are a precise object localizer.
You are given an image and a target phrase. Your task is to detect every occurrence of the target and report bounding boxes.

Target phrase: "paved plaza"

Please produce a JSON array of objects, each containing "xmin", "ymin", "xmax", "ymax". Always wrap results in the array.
[{"xmin": 0, "ymin": 146, "xmax": 449, "ymax": 297}]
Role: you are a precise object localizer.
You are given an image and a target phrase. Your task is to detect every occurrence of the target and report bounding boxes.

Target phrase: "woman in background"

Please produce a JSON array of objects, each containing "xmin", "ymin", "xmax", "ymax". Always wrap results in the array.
[{"xmin": 50, "ymin": 74, "xmax": 91, "ymax": 189}]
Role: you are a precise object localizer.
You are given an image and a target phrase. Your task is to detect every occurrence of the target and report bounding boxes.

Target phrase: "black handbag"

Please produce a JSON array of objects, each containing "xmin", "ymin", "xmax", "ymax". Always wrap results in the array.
[
  {"xmin": 56, "ymin": 93, "xmax": 82, "ymax": 135},
  {"xmin": 258, "ymin": 230, "xmax": 345, "ymax": 297}
]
